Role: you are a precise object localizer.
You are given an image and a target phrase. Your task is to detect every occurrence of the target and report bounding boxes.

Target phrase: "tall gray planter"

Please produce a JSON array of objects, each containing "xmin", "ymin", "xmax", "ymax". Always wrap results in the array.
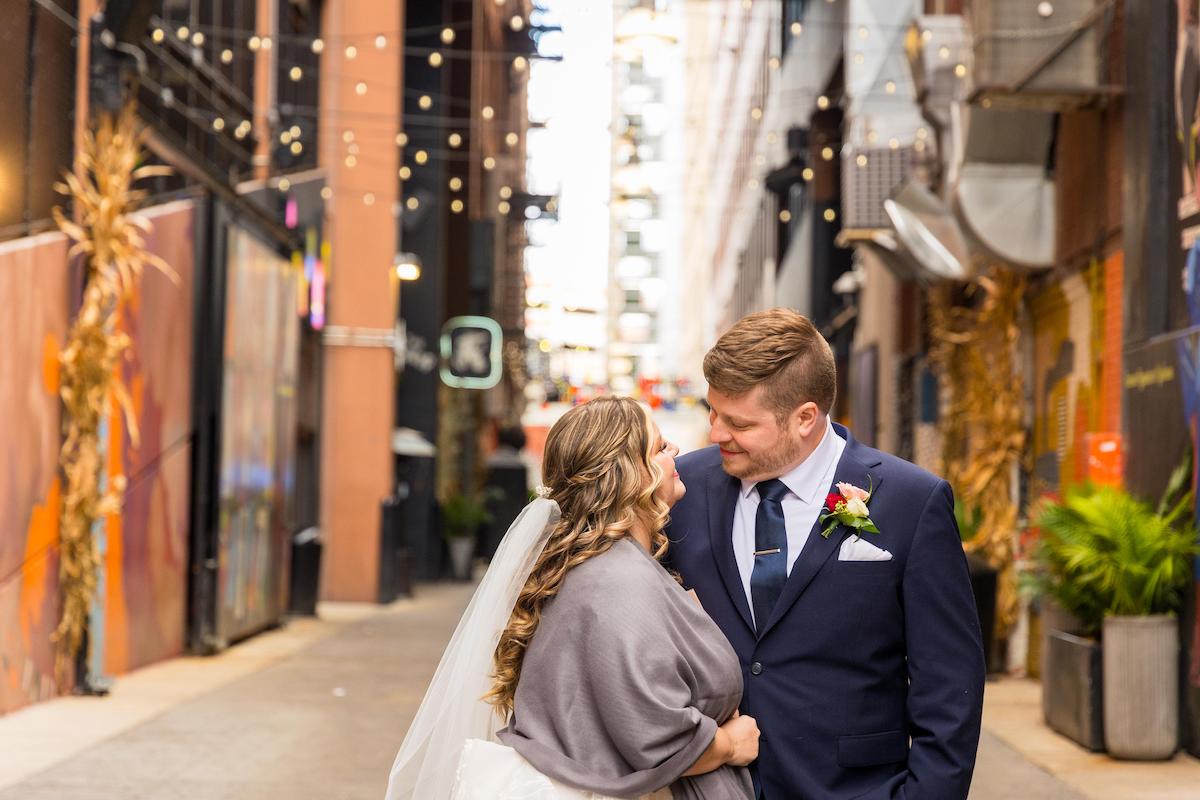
[{"xmin": 1103, "ymin": 615, "xmax": 1178, "ymax": 760}]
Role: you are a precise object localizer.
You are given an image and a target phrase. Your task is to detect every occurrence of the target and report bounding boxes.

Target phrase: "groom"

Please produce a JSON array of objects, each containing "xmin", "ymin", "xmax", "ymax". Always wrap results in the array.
[{"xmin": 668, "ymin": 309, "xmax": 985, "ymax": 799}]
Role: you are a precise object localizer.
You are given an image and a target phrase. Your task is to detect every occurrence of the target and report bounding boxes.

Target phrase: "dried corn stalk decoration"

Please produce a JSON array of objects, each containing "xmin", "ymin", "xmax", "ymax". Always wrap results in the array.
[
  {"xmin": 928, "ymin": 265, "xmax": 1026, "ymax": 636},
  {"xmin": 51, "ymin": 106, "xmax": 175, "ymax": 684}
]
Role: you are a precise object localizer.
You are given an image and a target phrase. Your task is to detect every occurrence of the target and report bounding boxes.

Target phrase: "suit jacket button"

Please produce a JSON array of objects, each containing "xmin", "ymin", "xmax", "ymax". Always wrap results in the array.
[{"xmin": 750, "ymin": 661, "xmax": 763, "ymax": 675}]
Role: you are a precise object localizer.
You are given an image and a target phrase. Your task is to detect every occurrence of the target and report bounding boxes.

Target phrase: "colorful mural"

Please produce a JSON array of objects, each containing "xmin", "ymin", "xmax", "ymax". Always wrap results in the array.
[
  {"xmin": 101, "ymin": 201, "xmax": 196, "ymax": 676},
  {"xmin": 215, "ymin": 227, "xmax": 299, "ymax": 643},
  {"xmin": 1029, "ymin": 254, "xmax": 1124, "ymax": 493},
  {"xmin": 0, "ymin": 232, "xmax": 69, "ymax": 714}
]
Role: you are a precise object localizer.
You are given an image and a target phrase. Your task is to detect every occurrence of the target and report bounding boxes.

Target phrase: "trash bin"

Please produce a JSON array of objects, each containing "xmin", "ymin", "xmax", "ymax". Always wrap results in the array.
[
  {"xmin": 379, "ymin": 492, "xmax": 413, "ymax": 603},
  {"xmin": 288, "ymin": 526, "xmax": 322, "ymax": 616}
]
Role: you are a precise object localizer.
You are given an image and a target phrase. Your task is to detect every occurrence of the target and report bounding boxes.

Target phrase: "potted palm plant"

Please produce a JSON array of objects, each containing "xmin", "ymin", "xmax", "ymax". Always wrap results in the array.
[
  {"xmin": 441, "ymin": 493, "xmax": 491, "ymax": 581},
  {"xmin": 1030, "ymin": 471, "xmax": 1196, "ymax": 759}
]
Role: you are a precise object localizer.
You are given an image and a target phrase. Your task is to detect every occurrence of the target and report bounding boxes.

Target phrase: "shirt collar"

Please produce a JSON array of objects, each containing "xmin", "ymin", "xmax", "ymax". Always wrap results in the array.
[{"xmin": 739, "ymin": 417, "xmax": 842, "ymax": 503}]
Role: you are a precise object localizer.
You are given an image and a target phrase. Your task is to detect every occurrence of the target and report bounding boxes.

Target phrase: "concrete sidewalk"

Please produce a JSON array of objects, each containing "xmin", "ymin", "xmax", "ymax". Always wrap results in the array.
[{"xmin": 0, "ymin": 578, "xmax": 1195, "ymax": 799}]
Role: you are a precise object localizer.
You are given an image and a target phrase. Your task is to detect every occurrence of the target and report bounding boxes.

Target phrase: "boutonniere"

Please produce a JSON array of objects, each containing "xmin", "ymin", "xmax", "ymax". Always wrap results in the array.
[{"xmin": 820, "ymin": 479, "xmax": 880, "ymax": 538}]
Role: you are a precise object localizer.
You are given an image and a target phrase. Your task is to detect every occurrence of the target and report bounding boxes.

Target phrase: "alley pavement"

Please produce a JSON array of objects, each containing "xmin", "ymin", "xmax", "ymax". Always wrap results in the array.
[{"xmin": 0, "ymin": 576, "xmax": 1191, "ymax": 799}]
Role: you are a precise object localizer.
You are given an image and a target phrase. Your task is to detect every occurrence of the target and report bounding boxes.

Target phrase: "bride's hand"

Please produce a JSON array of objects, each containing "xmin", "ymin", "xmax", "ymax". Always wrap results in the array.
[{"xmin": 720, "ymin": 711, "xmax": 760, "ymax": 766}]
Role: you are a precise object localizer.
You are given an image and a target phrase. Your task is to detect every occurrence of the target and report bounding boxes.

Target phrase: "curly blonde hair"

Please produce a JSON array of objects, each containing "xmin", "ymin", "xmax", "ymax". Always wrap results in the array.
[{"xmin": 484, "ymin": 396, "xmax": 671, "ymax": 717}]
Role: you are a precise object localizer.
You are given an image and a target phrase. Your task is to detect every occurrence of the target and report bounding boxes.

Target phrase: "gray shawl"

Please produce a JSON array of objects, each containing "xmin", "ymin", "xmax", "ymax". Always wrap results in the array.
[{"xmin": 499, "ymin": 538, "xmax": 753, "ymax": 800}]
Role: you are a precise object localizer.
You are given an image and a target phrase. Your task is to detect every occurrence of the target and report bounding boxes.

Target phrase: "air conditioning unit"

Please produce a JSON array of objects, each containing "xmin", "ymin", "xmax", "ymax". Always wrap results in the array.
[
  {"xmin": 841, "ymin": 146, "xmax": 917, "ymax": 232},
  {"xmin": 968, "ymin": 0, "xmax": 1111, "ymax": 107}
]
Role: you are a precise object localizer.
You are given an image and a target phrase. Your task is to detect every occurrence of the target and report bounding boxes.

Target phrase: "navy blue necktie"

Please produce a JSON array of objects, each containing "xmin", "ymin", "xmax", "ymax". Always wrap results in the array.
[{"xmin": 750, "ymin": 479, "xmax": 789, "ymax": 632}]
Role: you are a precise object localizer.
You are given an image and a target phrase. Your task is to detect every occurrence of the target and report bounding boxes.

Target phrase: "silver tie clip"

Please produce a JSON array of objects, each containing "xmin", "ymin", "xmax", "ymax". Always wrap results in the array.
[{"xmin": 754, "ymin": 548, "xmax": 782, "ymax": 556}]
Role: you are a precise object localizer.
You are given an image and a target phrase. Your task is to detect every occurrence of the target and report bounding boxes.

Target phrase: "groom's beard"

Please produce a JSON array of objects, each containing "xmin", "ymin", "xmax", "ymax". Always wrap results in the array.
[{"xmin": 721, "ymin": 429, "xmax": 804, "ymax": 482}]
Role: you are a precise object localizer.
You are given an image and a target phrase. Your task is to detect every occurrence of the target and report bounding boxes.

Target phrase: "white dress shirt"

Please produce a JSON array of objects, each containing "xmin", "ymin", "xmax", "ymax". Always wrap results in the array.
[{"xmin": 732, "ymin": 419, "xmax": 846, "ymax": 621}]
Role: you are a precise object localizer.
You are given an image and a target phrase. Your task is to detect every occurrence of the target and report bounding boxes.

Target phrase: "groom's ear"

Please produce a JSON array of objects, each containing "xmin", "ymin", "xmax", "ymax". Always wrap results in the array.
[{"xmin": 789, "ymin": 401, "xmax": 821, "ymax": 436}]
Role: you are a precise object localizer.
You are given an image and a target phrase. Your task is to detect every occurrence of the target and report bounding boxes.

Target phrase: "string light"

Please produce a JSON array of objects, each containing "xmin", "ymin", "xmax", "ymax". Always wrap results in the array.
[
  {"xmin": 441, "ymin": 27, "xmax": 456, "ymax": 44},
  {"xmin": 278, "ymin": 178, "xmax": 291, "ymax": 192},
  {"xmin": 345, "ymin": 44, "xmax": 357, "ymax": 59},
  {"xmin": 790, "ymin": 22, "xmax": 802, "ymax": 36},
  {"xmin": 248, "ymin": 35, "xmax": 261, "ymax": 51},
  {"xmin": 234, "ymin": 126, "xmax": 248, "ymax": 140},
  {"xmin": 938, "ymin": 45, "xmax": 950, "ymax": 60},
  {"xmin": 750, "ymin": 107, "xmax": 763, "ymax": 120},
  {"xmin": 510, "ymin": 16, "xmax": 524, "ymax": 32},
  {"xmin": 363, "ymin": 192, "xmax": 376, "ymax": 205},
  {"xmin": 311, "ymin": 38, "xmax": 325, "ymax": 54},
  {"xmin": 375, "ymin": 35, "xmax": 387, "ymax": 49},
  {"xmin": 769, "ymin": 56, "xmax": 780, "ymax": 70},
  {"xmin": 451, "ymin": 199, "xmax": 465, "ymax": 213},
  {"xmin": 853, "ymin": 53, "xmax": 864, "ymax": 65},
  {"xmin": 212, "ymin": 117, "xmax": 225, "ymax": 132},
  {"xmin": 513, "ymin": 56, "xmax": 528, "ymax": 71},
  {"xmin": 888, "ymin": 137, "xmax": 900, "ymax": 149},
  {"xmin": 419, "ymin": 95, "xmax": 433, "ymax": 110},
  {"xmin": 766, "ymin": 131, "xmax": 777, "ymax": 144},
  {"xmin": 823, "ymin": 208, "xmax": 837, "ymax": 222},
  {"xmin": 290, "ymin": 125, "xmax": 302, "ymax": 138},
  {"xmin": 290, "ymin": 66, "xmax": 303, "ymax": 81},
  {"xmin": 802, "ymin": 167, "xmax": 814, "ymax": 181},
  {"xmin": 395, "ymin": 132, "xmax": 408, "ymax": 146},
  {"xmin": 344, "ymin": 130, "xmax": 356, "ymax": 143},
  {"xmin": 505, "ymin": 132, "xmax": 519, "ymax": 146},
  {"xmin": 867, "ymin": 129, "xmax": 878, "ymax": 144},
  {"xmin": 856, "ymin": 154, "xmax": 868, "ymax": 167},
  {"xmin": 152, "ymin": 28, "xmax": 164, "ymax": 43},
  {"xmin": 498, "ymin": 201, "xmax": 511, "ymax": 214},
  {"xmin": 429, "ymin": 51, "xmax": 443, "ymax": 67},
  {"xmin": 348, "ymin": 143, "xmax": 359, "ymax": 154},
  {"xmin": 406, "ymin": 197, "xmax": 420, "ymax": 210},
  {"xmin": 499, "ymin": 186, "xmax": 512, "ymax": 199},
  {"xmin": 356, "ymin": 82, "xmax": 368, "ymax": 96},
  {"xmin": 291, "ymin": 141, "xmax": 303, "ymax": 155},
  {"xmin": 280, "ymin": 130, "xmax": 292, "ymax": 144},
  {"xmin": 345, "ymin": 155, "xmax": 357, "ymax": 167},
  {"xmin": 955, "ymin": 63, "xmax": 967, "ymax": 78},
  {"xmin": 260, "ymin": 36, "xmax": 272, "ymax": 51},
  {"xmin": 916, "ymin": 127, "xmax": 928, "ymax": 140},
  {"xmin": 414, "ymin": 149, "xmax": 429, "ymax": 164},
  {"xmin": 922, "ymin": 29, "xmax": 933, "ymax": 43},
  {"xmin": 817, "ymin": 95, "xmax": 829, "ymax": 110},
  {"xmin": 914, "ymin": 140, "xmax": 926, "ymax": 152},
  {"xmin": 221, "ymin": 49, "xmax": 234, "ymax": 64},
  {"xmin": 449, "ymin": 177, "xmax": 463, "ymax": 191},
  {"xmin": 821, "ymin": 146, "xmax": 834, "ymax": 161},
  {"xmin": 885, "ymin": 80, "xmax": 896, "ymax": 94},
  {"xmin": 320, "ymin": 187, "xmax": 333, "ymax": 200},
  {"xmin": 400, "ymin": 166, "xmax": 412, "ymax": 180},
  {"xmin": 191, "ymin": 32, "xmax": 205, "ymax": 46},
  {"xmin": 448, "ymin": 132, "xmax": 463, "ymax": 147},
  {"xmin": 481, "ymin": 105, "xmax": 495, "ymax": 120},
  {"xmin": 779, "ymin": 209, "xmax": 791, "ymax": 222},
  {"xmin": 483, "ymin": 156, "xmax": 496, "ymax": 170},
  {"xmin": 858, "ymin": 26, "xmax": 869, "ymax": 40},
  {"xmin": 176, "ymin": 26, "xmax": 189, "ymax": 40}
]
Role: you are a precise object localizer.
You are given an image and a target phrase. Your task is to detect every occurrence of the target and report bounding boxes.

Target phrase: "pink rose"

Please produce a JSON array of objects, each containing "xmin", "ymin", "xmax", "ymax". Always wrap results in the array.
[{"xmin": 837, "ymin": 482, "xmax": 870, "ymax": 502}]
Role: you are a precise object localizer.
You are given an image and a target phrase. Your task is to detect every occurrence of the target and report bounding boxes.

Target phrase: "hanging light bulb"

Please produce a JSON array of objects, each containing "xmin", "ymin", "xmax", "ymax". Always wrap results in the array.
[
  {"xmin": 291, "ymin": 141, "xmax": 303, "ymax": 155},
  {"xmin": 449, "ymin": 176, "xmax": 463, "ymax": 191},
  {"xmin": 345, "ymin": 44, "xmax": 357, "ymax": 59},
  {"xmin": 375, "ymin": 35, "xmax": 387, "ymax": 49},
  {"xmin": 248, "ymin": 35, "xmax": 261, "ymax": 51},
  {"xmin": 414, "ymin": 149, "xmax": 429, "ymax": 164},
  {"xmin": 510, "ymin": 16, "xmax": 524, "ymax": 32},
  {"xmin": 176, "ymin": 26, "xmax": 190, "ymax": 40},
  {"xmin": 429, "ymin": 51, "xmax": 443, "ymax": 67},
  {"xmin": 441, "ymin": 27, "xmax": 456, "ymax": 44},
  {"xmin": 451, "ymin": 199, "xmax": 465, "ymax": 213},
  {"xmin": 505, "ymin": 132, "xmax": 519, "ymax": 147},
  {"xmin": 481, "ymin": 105, "xmax": 495, "ymax": 120},
  {"xmin": 311, "ymin": 38, "xmax": 325, "ymax": 54},
  {"xmin": 483, "ymin": 156, "xmax": 496, "ymax": 171},
  {"xmin": 399, "ymin": 166, "xmax": 412, "ymax": 180},
  {"xmin": 290, "ymin": 66, "xmax": 303, "ymax": 81},
  {"xmin": 356, "ymin": 82, "xmax": 368, "ymax": 96},
  {"xmin": 418, "ymin": 95, "xmax": 433, "ymax": 110},
  {"xmin": 395, "ymin": 132, "xmax": 408, "ymax": 146},
  {"xmin": 499, "ymin": 185, "xmax": 512, "ymax": 199}
]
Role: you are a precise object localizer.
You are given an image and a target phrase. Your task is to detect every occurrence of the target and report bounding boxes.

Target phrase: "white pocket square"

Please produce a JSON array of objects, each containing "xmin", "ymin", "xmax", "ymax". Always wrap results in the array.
[{"xmin": 838, "ymin": 534, "xmax": 892, "ymax": 562}]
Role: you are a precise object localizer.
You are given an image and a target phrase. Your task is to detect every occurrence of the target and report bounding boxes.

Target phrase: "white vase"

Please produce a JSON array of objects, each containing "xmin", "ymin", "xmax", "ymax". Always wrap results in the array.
[
  {"xmin": 448, "ymin": 536, "xmax": 475, "ymax": 581},
  {"xmin": 1102, "ymin": 614, "xmax": 1178, "ymax": 760}
]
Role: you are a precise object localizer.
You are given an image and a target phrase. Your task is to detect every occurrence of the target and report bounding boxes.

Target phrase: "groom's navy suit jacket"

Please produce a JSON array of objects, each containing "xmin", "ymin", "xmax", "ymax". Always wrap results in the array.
[{"xmin": 666, "ymin": 425, "xmax": 985, "ymax": 800}]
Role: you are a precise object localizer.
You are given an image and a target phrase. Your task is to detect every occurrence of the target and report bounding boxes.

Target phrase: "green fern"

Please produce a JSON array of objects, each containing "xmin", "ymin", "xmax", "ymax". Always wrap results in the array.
[{"xmin": 1029, "ymin": 483, "xmax": 1199, "ymax": 635}]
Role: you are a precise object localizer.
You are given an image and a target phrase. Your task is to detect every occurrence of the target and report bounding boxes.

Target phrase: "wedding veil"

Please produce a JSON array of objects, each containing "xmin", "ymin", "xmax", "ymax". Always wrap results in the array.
[{"xmin": 384, "ymin": 497, "xmax": 561, "ymax": 800}]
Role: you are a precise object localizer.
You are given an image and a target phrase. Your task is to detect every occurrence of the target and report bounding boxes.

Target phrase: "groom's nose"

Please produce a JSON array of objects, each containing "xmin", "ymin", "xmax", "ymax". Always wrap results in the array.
[{"xmin": 710, "ymin": 419, "xmax": 730, "ymax": 444}]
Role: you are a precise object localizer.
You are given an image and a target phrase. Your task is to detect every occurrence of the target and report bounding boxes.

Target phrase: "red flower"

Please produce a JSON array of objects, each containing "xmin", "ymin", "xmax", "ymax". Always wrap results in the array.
[{"xmin": 824, "ymin": 492, "xmax": 843, "ymax": 512}]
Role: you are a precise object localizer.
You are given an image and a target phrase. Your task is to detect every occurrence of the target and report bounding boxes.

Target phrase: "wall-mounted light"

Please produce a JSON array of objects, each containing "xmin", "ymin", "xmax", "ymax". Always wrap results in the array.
[{"xmin": 394, "ymin": 252, "xmax": 423, "ymax": 281}]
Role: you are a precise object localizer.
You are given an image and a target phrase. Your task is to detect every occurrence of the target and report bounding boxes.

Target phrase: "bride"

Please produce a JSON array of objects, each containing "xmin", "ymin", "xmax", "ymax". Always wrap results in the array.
[{"xmin": 385, "ymin": 396, "xmax": 756, "ymax": 799}]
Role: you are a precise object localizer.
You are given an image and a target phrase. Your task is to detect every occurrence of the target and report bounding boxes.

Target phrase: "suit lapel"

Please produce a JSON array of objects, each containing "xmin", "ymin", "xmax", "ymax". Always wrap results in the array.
[
  {"xmin": 707, "ymin": 464, "xmax": 755, "ymax": 634},
  {"xmin": 756, "ymin": 426, "xmax": 884, "ymax": 640}
]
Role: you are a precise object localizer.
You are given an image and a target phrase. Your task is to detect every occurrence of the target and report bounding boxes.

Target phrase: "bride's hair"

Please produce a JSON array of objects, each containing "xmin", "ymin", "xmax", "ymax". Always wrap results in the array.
[{"xmin": 485, "ymin": 396, "xmax": 671, "ymax": 716}]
